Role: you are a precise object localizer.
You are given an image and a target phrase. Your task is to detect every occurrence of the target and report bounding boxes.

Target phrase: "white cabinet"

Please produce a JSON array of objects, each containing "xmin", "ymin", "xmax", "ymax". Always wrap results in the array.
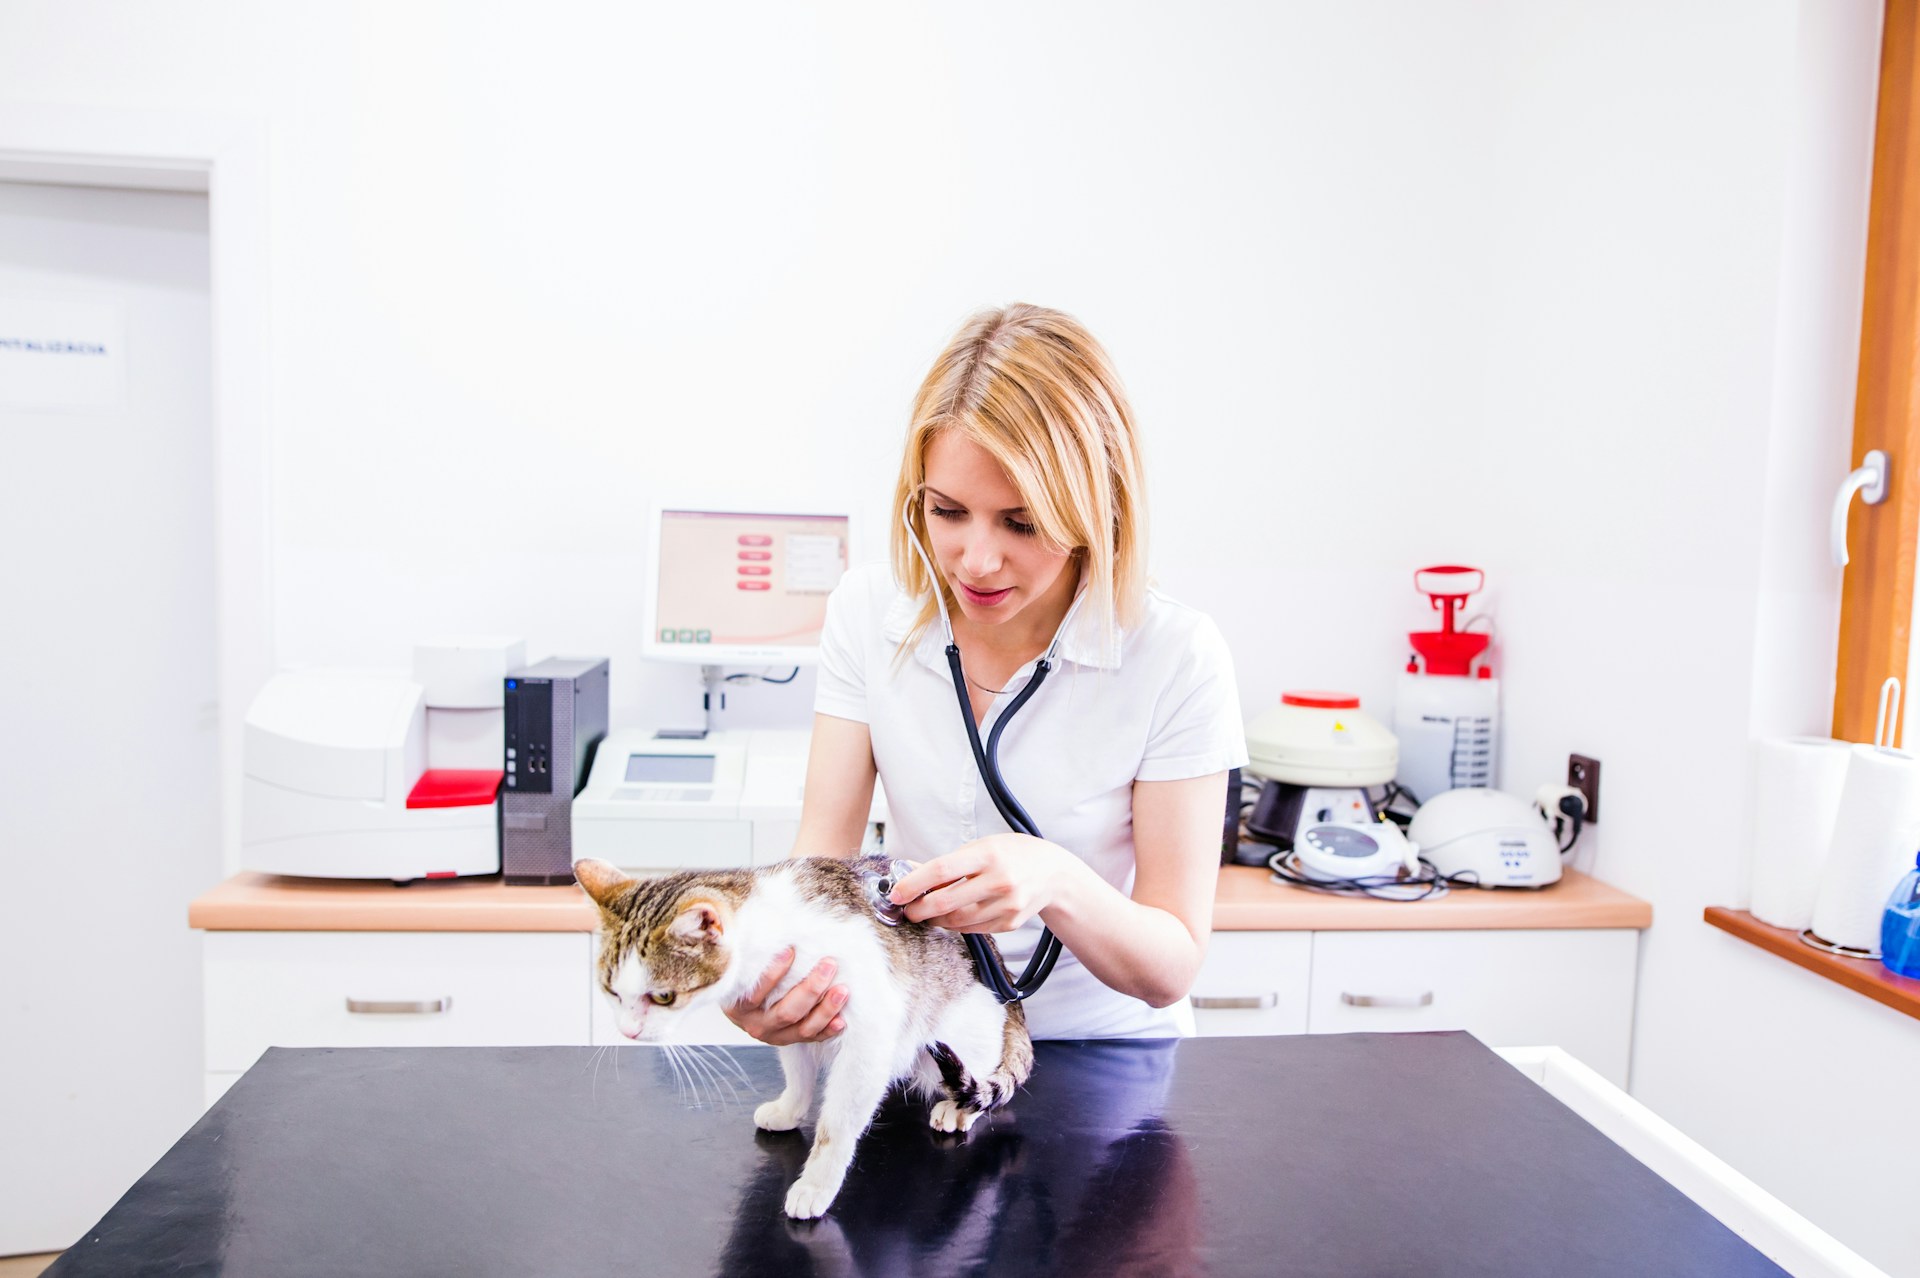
[
  {"xmin": 1190, "ymin": 932, "xmax": 1311, "ymax": 1036},
  {"xmin": 200, "ymin": 923, "xmax": 1640, "ymax": 1104},
  {"xmin": 203, "ymin": 931, "xmax": 592, "ymax": 1075},
  {"xmin": 1187, "ymin": 927, "xmax": 1639, "ymax": 1089},
  {"xmin": 1307, "ymin": 930, "xmax": 1636, "ymax": 1086}
]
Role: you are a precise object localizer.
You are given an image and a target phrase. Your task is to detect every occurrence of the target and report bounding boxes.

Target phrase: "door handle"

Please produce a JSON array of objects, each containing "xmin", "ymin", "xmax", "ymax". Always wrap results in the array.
[
  {"xmin": 1832, "ymin": 449, "xmax": 1889, "ymax": 566},
  {"xmin": 1340, "ymin": 991, "xmax": 1433, "ymax": 1008},
  {"xmin": 1191, "ymin": 993, "xmax": 1279, "ymax": 1010},
  {"xmin": 346, "ymin": 997, "xmax": 452, "ymax": 1015}
]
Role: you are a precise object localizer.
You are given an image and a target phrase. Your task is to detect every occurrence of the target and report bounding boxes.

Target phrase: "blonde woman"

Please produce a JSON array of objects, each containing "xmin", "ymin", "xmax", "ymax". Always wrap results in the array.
[{"xmin": 726, "ymin": 304, "xmax": 1246, "ymax": 1042}]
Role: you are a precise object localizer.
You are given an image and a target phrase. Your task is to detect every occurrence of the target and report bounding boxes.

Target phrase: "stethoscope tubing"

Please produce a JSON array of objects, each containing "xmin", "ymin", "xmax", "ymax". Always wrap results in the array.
[
  {"xmin": 942, "ymin": 644, "xmax": 1063, "ymax": 1002},
  {"xmin": 903, "ymin": 494, "xmax": 1081, "ymax": 1003}
]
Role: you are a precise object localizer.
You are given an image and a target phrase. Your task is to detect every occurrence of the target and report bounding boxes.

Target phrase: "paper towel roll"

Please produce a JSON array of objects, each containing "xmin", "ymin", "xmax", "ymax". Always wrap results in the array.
[
  {"xmin": 1748, "ymin": 737, "xmax": 1853, "ymax": 931},
  {"xmin": 1809, "ymin": 744, "xmax": 1920, "ymax": 952}
]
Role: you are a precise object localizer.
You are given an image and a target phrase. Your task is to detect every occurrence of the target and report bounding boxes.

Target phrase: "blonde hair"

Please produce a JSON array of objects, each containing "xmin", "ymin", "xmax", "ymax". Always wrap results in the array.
[{"xmin": 890, "ymin": 303, "xmax": 1149, "ymax": 655}]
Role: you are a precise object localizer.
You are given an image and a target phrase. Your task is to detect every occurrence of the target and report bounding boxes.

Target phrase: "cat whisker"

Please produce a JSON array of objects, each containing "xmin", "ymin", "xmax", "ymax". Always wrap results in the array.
[
  {"xmin": 664, "ymin": 1043, "xmax": 695, "ymax": 1097},
  {"xmin": 679, "ymin": 1043, "xmax": 710, "ymax": 1097},
  {"xmin": 683, "ymin": 1044, "xmax": 742, "ymax": 1107},
  {"xmin": 682, "ymin": 1044, "xmax": 725, "ymax": 1108},
  {"xmin": 674, "ymin": 1044, "xmax": 707, "ymax": 1107},
  {"xmin": 692, "ymin": 1042, "xmax": 752, "ymax": 1089}
]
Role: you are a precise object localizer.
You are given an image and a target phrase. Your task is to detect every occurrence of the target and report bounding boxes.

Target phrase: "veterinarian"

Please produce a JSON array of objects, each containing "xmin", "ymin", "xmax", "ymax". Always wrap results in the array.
[{"xmin": 726, "ymin": 303, "xmax": 1247, "ymax": 1042}]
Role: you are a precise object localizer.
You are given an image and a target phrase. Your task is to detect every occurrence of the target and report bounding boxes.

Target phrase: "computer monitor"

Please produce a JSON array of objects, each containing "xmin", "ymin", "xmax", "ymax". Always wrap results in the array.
[{"xmin": 641, "ymin": 505, "xmax": 852, "ymax": 667}]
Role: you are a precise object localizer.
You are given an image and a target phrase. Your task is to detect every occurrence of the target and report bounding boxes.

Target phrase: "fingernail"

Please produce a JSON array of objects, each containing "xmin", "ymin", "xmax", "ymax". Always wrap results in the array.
[
  {"xmin": 829, "ymin": 1019, "xmax": 845, "ymax": 1034},
  {"xmin": 821, "ymin": 960, "xmax": 838, "ymax": 977},
  {"xmin": 830, "ymin": 988, "xmax": 848, "ymax": 1006}
]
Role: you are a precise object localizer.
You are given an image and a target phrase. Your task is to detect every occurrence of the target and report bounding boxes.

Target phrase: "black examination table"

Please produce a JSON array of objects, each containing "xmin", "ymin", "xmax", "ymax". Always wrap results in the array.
[{"xmin": 47, "ymin": 1032, "xmax": 1782, "ymax": 1276}]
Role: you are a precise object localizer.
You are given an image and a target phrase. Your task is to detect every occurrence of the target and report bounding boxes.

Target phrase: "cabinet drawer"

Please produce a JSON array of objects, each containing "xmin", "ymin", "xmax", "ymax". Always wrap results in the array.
[
  {"xmin": 204, "ymin": 931, "xmax": 592, "ymax": 1071},
  {"xmin": 1190, "ymin": 932, "xmax": 1310, "ymax": 1037},
  {"xmin": 1307, "ymin": 929, "xmax": 1636, "ymax": 1086}
]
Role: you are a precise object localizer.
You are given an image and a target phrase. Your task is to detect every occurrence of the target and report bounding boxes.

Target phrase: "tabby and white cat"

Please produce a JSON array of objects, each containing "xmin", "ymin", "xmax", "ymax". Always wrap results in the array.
[{"xmin": 574, "ymin": 855, "xmax": 1034, "ymax": 1219}]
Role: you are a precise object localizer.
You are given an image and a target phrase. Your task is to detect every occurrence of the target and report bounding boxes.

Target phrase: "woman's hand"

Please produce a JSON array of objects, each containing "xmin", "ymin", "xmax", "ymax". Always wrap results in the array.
[
  {"xmin": 890, "ymin": 834, "xmax": 1083, "ymax": 933},
  {"xmin": 723, "ymin": 947, "xmax": 849, "ymax": 1045}
]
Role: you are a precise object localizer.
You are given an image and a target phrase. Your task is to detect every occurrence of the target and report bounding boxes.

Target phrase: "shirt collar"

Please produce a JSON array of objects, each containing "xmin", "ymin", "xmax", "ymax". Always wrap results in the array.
[{"xmin": 881, "ymin": 581, "xmax": 1123, "ymax": 672}]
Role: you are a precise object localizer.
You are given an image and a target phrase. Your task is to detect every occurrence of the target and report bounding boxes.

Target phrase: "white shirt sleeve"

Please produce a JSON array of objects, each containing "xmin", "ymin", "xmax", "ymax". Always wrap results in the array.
[
  {"xmin": 1136, "ymin": 613, "xmax": 1249, "ymax": 782},
  {"xmin": 813, "ymin": 569, "xmax": 871, "ymax": 724}
]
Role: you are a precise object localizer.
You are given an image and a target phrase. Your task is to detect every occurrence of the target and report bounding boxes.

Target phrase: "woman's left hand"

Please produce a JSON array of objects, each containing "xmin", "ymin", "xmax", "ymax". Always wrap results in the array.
[{"xmin": 889, "ymin": 834, "xmax": 1080, "ymax": 933}]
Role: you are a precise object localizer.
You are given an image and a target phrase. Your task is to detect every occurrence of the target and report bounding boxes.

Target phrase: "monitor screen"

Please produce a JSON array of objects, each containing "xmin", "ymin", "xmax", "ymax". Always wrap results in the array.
[{"xmin": 643, "ymin": 507, "xmax": 851, "ymax": 665}]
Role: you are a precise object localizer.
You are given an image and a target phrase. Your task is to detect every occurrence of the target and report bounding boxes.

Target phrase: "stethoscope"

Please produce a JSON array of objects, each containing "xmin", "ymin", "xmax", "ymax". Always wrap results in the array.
[{"xmin": 862, "ymin": 497, "xmax": 1086, "ymax": 1003}]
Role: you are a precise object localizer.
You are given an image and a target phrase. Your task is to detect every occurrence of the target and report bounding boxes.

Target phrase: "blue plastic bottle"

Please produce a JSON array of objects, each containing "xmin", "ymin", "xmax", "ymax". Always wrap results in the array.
[{"xmin": 1883, "ymin": 852, "xmax": 1920, "ymax": 979}]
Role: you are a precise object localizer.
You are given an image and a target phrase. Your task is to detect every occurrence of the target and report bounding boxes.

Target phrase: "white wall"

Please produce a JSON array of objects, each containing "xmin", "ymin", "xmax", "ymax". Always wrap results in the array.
[{"xmin": 1, "ymin": 0, "xmax": 1913, "ymax": 1269}]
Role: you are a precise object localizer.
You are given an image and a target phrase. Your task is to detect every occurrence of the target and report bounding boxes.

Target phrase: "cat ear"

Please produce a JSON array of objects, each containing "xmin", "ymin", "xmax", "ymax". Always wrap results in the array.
[
  {"xmin": 573, "ymin": 859, "xmax": 632, "ymax": 911},
  {"xmin": 667, "ymin": 899, "xmax": 726, "ymax": 946}
]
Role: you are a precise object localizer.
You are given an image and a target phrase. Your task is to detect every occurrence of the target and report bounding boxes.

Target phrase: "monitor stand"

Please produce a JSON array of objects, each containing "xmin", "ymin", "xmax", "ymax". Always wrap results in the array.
[{"xmin": 655, "ymin": 665, "xmax": 731, "ymax": 740}]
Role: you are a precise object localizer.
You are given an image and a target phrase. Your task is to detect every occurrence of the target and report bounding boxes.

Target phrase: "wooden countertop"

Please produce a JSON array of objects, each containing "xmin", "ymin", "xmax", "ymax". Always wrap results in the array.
[
  {"xmin": 1704, "ymin": 907, "xmax": 1920, "ymax": 1024},
  {"xmin": 1214, "ymin": 865, "xmax": 1650, "ymax": 930},
  {"xmin": 189, "ymin": 866, "xmax": 1651, "ymax": 933}
]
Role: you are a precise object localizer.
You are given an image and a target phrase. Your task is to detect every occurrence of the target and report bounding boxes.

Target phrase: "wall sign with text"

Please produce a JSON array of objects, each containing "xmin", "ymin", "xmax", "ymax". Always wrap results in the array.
[{"xmin": 0, "ymin": 298, "xmax": 127, "ymax": 412}]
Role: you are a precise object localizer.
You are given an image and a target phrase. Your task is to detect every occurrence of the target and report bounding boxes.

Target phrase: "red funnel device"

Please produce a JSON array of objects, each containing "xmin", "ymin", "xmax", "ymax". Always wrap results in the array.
[{"xmin": 1409, "ymin": 565, "xmax": 1489, "ymax": 677}]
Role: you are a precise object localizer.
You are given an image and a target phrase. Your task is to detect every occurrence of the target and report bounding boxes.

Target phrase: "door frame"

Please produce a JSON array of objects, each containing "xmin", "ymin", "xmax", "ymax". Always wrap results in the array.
[{"xmin": 0, "ymin": 102, "xmax": 272, "ymax": 870}]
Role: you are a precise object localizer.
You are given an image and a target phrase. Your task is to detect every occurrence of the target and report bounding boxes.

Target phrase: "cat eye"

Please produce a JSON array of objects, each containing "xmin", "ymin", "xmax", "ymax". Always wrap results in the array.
[{"xmin": 648, "ymin": 991, "xmax": 676, "ymax": 1007}]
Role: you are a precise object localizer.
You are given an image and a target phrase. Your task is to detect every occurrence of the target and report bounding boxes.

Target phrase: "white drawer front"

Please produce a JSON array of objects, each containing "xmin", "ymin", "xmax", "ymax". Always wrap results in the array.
[
  {"xmin": 1190, "ymin": 932, "xmax": 1311, "ymax": 1037},
  {"xmin": 1307, "ymin": 929, "xmax": 1636, "ymax": 1086},
  {"xmin": 205, "ymin": 931, "xmax": 592, "ymax": 1071}
]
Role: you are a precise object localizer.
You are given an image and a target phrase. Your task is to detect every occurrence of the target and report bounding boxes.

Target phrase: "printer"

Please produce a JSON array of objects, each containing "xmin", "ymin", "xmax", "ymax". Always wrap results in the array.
[
  {"xmin": 241, "ymin": 639, "xmax": 524, "ymax": 882},
  {"xmin": 572, "ymin": 727, "xmax": 888, "ymax": 871}
]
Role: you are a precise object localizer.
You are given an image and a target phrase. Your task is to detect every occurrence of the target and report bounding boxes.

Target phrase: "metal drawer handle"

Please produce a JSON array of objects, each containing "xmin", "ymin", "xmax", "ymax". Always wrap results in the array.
[
  {"xmin": 1341, "ymin": 991, "xmax": 1433, "ymax": 1009},
  {"xmin": 346, "ymin": 997, "xmax": 453, "ymax": 1015},
  {"xmin": 1192, "ymin": 993, "xmax": 1279, "ymax": 1010}
]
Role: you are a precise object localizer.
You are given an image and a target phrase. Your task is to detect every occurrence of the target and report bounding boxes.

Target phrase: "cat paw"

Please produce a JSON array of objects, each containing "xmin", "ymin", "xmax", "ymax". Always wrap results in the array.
[
  {"xmin": 784, "ymin": 1175, "xmax": 841, "ymax": 1219},
  {"xmin": 929, "ymin": 1098, "xmax": 982, "ymax": 1134},
  {"xmin": 755, "ymin": 1099, "xmax": 803, "ymax": 1132}
]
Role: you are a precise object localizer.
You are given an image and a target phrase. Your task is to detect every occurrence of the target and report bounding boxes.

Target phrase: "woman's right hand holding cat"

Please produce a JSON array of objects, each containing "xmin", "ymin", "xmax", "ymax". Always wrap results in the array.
[{"xmin": 724, "ymin": 947, "xmax": 849, "ymax": 1045}]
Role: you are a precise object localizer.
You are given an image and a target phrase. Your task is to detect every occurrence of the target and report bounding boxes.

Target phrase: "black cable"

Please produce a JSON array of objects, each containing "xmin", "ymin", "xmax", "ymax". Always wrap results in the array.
[
  {"xmin": 1557, "ymin": 808, "xmax": 1584, "ymax": 854},
  {"xmin": 1265, "ymin": 849, "xmax": 1477, "ymax": 902},
  {"xmin": 943, "ymin": 644, "xmax": 1062, "ymax": 1003},
  {"xmin": 723, "ymin": 667, "xmax": 800, "ymax": 684}
]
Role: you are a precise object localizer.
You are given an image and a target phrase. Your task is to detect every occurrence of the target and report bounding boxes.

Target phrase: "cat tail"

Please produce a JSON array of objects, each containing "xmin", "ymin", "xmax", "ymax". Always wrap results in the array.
[
  {"xmin": 982, "ymin": 999, "xmax": 1034, "ymax": 1110},
  {"xmin": 927, "ymin": 998, "xmax": 1033, "ymax": 1116}
]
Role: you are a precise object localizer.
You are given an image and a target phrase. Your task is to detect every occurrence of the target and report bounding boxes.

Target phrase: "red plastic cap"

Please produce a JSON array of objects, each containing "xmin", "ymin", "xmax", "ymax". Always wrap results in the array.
[
  {"xmin": 408, "ymin": 769, "xmax": 505, "ymax": 809},
  {"xmin": 1281, "ymin": 691, "xmax": 1361, "ymax": 710}
]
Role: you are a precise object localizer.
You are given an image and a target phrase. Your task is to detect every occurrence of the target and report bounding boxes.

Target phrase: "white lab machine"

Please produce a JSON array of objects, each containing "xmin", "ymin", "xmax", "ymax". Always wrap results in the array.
[
  {"xmin": 241, "ymin": 639, "xmax": 525, "ymax": 882},
  {"xmin": 641, "ymin": 504, "xmax": 852, "ymax": 735},
  {"xmin": 572, "ymin": 727, "xmax": 888, "ymax": 871},
  {"xmin": 578, "ymin": 503, "xmax": 863, "ymax": 870},
  {"xmin": 1408, "ymin": 788, "xmax": 1562, "ymax": 888}
]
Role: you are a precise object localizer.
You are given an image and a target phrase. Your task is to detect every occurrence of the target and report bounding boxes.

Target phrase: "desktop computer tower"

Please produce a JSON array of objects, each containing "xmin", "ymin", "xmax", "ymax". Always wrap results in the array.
[{"xmin": 502, "ymin": 656, "xmax": 609, "ymax": 885}]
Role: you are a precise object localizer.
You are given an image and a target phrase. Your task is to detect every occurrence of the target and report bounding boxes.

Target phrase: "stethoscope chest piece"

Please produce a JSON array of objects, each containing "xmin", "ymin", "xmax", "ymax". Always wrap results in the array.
[{"xmin": 863, "ymin": 857, "xmax": 917, "ymax": 927}]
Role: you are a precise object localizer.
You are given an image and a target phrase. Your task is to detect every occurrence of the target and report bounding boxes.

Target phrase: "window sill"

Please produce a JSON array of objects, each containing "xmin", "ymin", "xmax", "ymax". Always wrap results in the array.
[{"xmin": 1704, "ymin": 907, "xmax": 1920, "ymax": 1023}]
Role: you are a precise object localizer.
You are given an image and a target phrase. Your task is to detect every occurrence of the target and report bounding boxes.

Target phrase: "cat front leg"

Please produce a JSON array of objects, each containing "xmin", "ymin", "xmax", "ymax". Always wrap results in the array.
[
  {"xmin": 754, "ymin": 1043, "xmax": 816, "ymax": 1133},
  {"xmin": 784, "ymin": 1046, "xmax": 893, "ymax": 1219}
]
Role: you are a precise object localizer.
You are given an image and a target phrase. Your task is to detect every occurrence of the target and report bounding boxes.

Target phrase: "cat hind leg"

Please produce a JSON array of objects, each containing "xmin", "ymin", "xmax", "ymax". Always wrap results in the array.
[{"xmin": 924, "ymin": 991, "xmax": 1031, "ymax": 1133}]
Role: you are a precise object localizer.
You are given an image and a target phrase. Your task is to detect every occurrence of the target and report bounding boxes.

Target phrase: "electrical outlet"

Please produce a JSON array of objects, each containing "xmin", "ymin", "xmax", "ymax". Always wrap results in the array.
[{"xmin": 1567, "ymin": 754, "xmax": 1601, "ymax": 824}]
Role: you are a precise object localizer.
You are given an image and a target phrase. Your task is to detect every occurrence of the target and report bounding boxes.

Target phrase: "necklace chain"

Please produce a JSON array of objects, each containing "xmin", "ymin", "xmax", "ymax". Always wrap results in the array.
[{"xmin": 966, "ymin": 671, "xmax": 1014, "ymax": 697}]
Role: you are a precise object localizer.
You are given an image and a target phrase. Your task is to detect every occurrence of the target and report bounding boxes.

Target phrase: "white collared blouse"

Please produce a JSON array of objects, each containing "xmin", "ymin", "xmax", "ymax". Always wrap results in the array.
[{"xmin": 815, "ymin": 562, "xmax": 1248, "ymax": 1039}]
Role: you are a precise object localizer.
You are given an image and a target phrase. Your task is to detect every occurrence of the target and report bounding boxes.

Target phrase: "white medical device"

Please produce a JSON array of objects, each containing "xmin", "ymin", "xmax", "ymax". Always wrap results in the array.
[
  {"xmin": 641, "ymin": 505, "xmax": 851, "ymax": 669},
  {"xmin": 1292, "ymin": 821, "xmax": 1420, "ymax": 883},
  {"xmin": 1408, "ymin": 788, "xmax": 1563, "ymax": 888},
  {"xmin": 572, "ymin": 727, "xmax": 887, "ymax": 872},
  {"xmin": 241, "ymin": 639, "xmax": 524, "ymax": 883}
]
